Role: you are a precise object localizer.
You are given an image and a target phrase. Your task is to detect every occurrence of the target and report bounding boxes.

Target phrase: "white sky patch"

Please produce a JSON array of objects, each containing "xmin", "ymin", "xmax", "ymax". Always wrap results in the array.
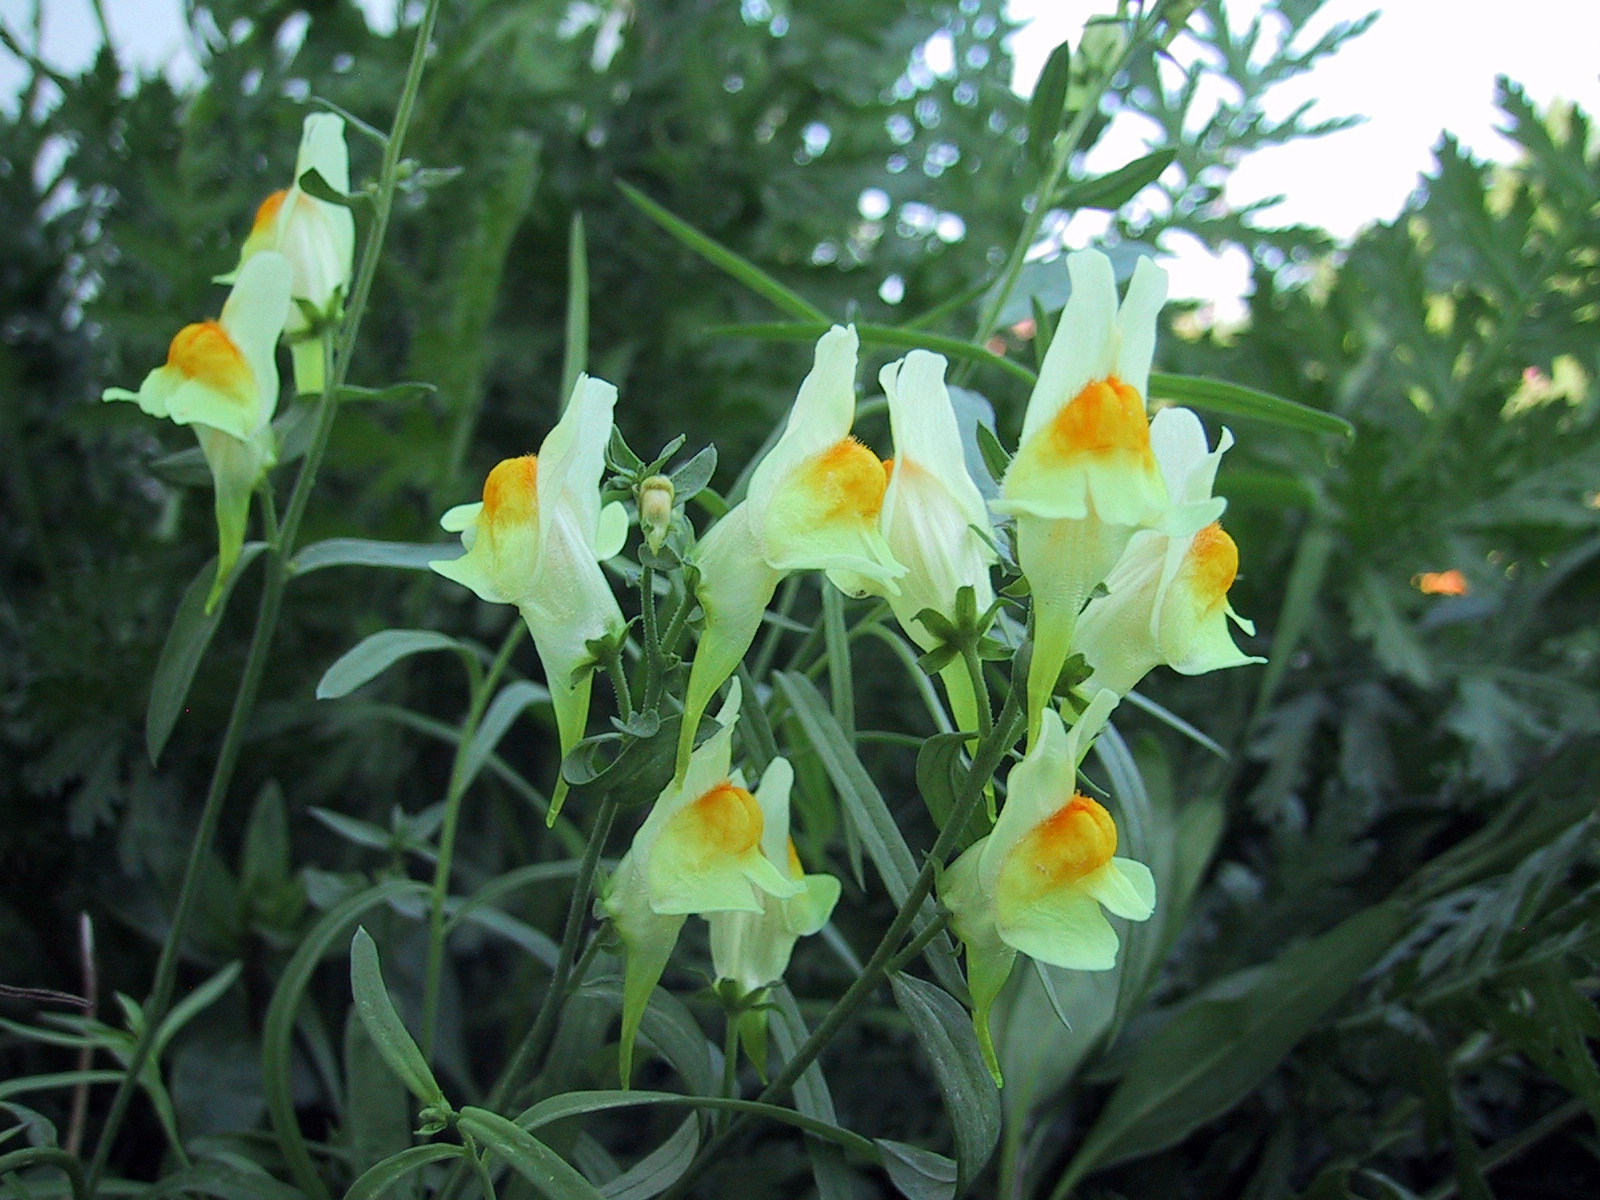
[{"xmin": 1005, "ymin": 0, "xmax": 1600, "ymax": 311}]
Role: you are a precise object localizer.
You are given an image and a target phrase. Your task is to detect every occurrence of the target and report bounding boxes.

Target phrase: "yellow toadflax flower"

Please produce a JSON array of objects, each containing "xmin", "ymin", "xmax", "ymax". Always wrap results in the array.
[
  {"xmin": 601, "ymin": 681, "xmax": 803, "ymax": 1081},
  {"xmin": 677, "ymin": 325, "xmax": 905, "ymax": 774},
  {"xmin": 941, "ymin": 691, "xmax": 1155, "ymax": 1083},
  {"xmin": 871, "ymin": 350, "xmax": 997, "ymax": 735},
  {"xmin": 706, "ymin": 756, "xmax": 842, "ymax": 994},
  {"xmin": 103, "ymin": 252, "xmax": 293, "ymax": 612},
  {"xmin": 1074, "ymin": 407, "xmax": 1263, "ymax": 695},
  {"xmin": 995, "ymin": 250, "xmax": 1169, "ymax": 743},
  {"xmin": 220, "ymin": 113, "xmax": 355, "ymax": 394},
  {"xmin": 430, "ymin": 376, "xmax": 629, "ymax": 819}
]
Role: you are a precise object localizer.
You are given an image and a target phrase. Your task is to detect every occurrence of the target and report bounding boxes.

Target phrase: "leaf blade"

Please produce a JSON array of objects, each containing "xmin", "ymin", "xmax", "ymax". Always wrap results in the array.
[
  {"xmin": 1148, "ymin": 372, "xmax": 1354, "ymax": 438},
  {"xmin": 146, "ymin": 542, "xmax": 267, "ymax": 764}
]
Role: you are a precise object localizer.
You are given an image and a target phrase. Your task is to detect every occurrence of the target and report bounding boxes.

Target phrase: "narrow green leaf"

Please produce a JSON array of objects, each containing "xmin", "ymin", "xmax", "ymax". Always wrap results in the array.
[
  {"xmin": 344, "ymin": 1010, "xmax": 417, "ymax": 1191},
  {"xmin": 298, "ymin": 166, "xmax": 365, "ymax": 211},
  {"xmin": 344, "ymin": 1144, "xmax": 462, "ymax": 1200},
  {"xmin": 711, "ymin": 321, "xmax": 1037, "ymax": 385},
  {"xmin": 1148, "ymin": 372, "xmax": 1354, "ymax": 438},
  {"xmin": 462, "ymin": 680, "xmax": 552, "ymax": 793},
  {"xmin": 317, "ymin": 629, "xmax": 471, "ymax": 700},
  {"xmin": 333, "ymin": 381, "xmax": 436, "ymax": 404},
  {"xmin": 665, "ymin": 444, "xmax": 717, "ymax": 501},
  {"xmin": 349, "ymin": 928, "xmax": 446, "ymax": 1109},
  {"xmin": 561, "ymin": 212, "xmax": 589, "ymax": 407},
  {"xmin": 291, "ymin": 538, "xmax": 460, "ymax": 576},
  {"xmin": 134, "ymin": 1161, "xmax": 307, "ymax": 1200},
  {"xmin": 0, "ymin": 1147, "xmax": 83, "ymax": 1199},
  {"xmin": 262, "ymin": 879, "xmax": 428, "ymax": 1200},
  {"xmin": 599, "ymin": 1116, "xmax": 697, "ymax": 1200},
  {"xmin": 1026, "ymin": 40, "xmax": 1073, "ymax": 167},
  {"xmin": 509, "ymin": 1089, "xmax": 875, "ymax": 1158},
  {"xmin": 146, "ymin": 542, "xmax": 267, "ymax": 764},
  {"xmin": 821, "ymin": 586, "xmax": 854, "ymax": 737},
  {"xmin": 1121, "ymin": 690, "xmax": 1228, "ymax": 759},
  {"xmin": 771, "ymin": 987, "xmax": 859, "ymax": 1200},
  {"xmin": 1056, "ymin": 902, "xmax": 1409, "ymax": 1194},
  {"xmin": 889, "ymin": 973, "xmax": 1001, "ymax": 1189},
  {"xmin": 156, "ymin": 961, "xmax": 242, "ymax": 1059},
  {"xmin": 308, "ymin": 96, "xmax": 389, "ymax": 146},
  {"xmin": 0, "ymin": 1070, "xmax": 124, "ymax": 1104},
  {"xmin": 974, "ymin": 421, "xmax": 1012, "ymax": 486},
  {"xmin": 458, "ymin": 1106, "xmax": 605, "ymax": 1200},
  {"xmin": 1054, "ymin": 149, "xmax": 1178, "ymax": 211},
  {"xmin": 1030, "ymin": 294, "xmax": 1054, "ymax": 373},
  {"xmin": 240, "ymin": 782, "xmax": 290, "ymax": 898},
  {"xmin": 617, "ymin": 181, "xmax": 827, "ymax": 322},
  {"xmin": 1251, "ymin": 523, "xmax": 1335, "ymax": 720},
  {"xmin": 876, "ymin": 1139, "xmax": 958, "ymax": 1200}
]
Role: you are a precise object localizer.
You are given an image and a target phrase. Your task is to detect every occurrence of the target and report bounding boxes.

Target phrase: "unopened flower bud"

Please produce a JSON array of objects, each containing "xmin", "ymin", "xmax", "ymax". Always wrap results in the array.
[
  {"xmin": 1066, "ymin": 17, "xmax": 1130, "ymax": 109},
  {"xmin": 639, "ymin": 473, "xmax": 675, "ymax": 552}
]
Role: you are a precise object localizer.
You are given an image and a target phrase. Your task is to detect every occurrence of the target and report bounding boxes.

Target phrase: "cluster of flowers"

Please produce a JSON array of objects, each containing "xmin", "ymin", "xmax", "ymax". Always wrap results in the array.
[
  {"xmin": 426, "ymin": 251, "xmax": 1260, "ymax": 1076},
  {"xmin": 104, "ymin": 111, "xmax": 1261, "ymax": 1083},
  {"xmin": 104, "ymin": 114, "xmax": 354, "ymax": 609}
]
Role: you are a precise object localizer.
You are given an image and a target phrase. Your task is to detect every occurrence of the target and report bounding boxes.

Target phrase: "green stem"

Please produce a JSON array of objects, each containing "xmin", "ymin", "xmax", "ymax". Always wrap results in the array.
[
  {"xmin": 639, "ymin": 564, "xmax": 663, "ymax": 704},
  {"xmin": 884, "ymin": 910, "xmax": 952, "ymax": 977},
  {"xmin": 602, "ymin": 637, "xmax": 635, "ymax": 721},
  {"xmin": 84, "ymin": 1, "xmax": 443, "ymax": 1188},
  {"xmin": 961, "ymin": 640, "xmax": 995, "ymax": 743},
  {"xmin": 719, "ymin": 1013, "xmax": 742, "ymax": 1131},
  {"xmin": 957, "ymin": 8, "xmax": 1162, "ymax": 381},
  {"xmin": 423, "ymin": 621, "xmax": 526, "ymax": 1058},
  {"xmin": 661, "ymin": 693, "xmax": 1026, "ymax": 1199}
]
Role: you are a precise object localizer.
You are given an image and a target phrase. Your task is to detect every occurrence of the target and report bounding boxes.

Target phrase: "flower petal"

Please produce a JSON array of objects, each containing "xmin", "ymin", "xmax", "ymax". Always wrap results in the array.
[
  {"xmin": 746, "ymin": 325, "xmax": 860, "ymax": 515},
  {"xmin": 1020, "ymin": 250, "xmax": 1120, "ymax": 447},
  {"xmin": 1112, "ymin": 255, "xmax": 1168, "ymax": 399},
  {"xmin": 997, "ymin": 886, "xmax": 1121, "ymax": 972},
  {"xmin": 1082, "ymin": 857, "xmax": 1156, "ymax": 921}
]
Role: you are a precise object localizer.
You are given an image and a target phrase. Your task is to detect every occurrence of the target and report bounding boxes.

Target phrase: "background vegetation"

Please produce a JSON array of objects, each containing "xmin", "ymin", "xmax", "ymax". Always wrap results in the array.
[{"xmin": 1, "ymin": 1, "xmax": 1596, "ymax": 1198}]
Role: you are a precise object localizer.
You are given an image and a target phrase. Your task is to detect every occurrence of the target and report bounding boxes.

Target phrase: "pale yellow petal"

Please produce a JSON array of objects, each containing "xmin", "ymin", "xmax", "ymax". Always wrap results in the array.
[{"xmin": 1082, "ymin": 858, "xmax": 1156, "ymax": 921}]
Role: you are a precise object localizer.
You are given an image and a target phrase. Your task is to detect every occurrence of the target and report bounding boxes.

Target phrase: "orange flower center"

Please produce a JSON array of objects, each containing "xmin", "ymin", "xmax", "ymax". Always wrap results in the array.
[
  {"xmin": 165, "ymin": 321, "xmax": 253, "ymax": 403},
  {"xmin": 687, "ymin": 782, "xmax": 764, "ymax": 856},
  {"xmin": 1008, "ymin": 794, "xmax": 1118, "ymax": 896},
  {"xmin": 252, "ymin": 189, "xmax": 287, "ymax": 237},
  {"xmin": 1047, "ymin": 375, "xmax": 1152, "ymax": 460},
  {"xmin": 793, "ymin": 437, "xmax": 889, "ymax": 525},
  {"xmin": 1181, "ymin": 522, "xmax": 1239, "ymax": 611},
  {"xmin": 482, "ymin": 455, "xmax": 539, "ymax": 529},
  {"xmin": 786, "ymin": 837, "xmax": 804, "ymax": 879}
]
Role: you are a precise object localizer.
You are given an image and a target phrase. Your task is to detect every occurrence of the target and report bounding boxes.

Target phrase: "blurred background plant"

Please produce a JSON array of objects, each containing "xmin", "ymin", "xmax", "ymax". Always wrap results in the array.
[{"xmin": 0, "ymin": 1, "xmax": 1595, "ymax": 1198}]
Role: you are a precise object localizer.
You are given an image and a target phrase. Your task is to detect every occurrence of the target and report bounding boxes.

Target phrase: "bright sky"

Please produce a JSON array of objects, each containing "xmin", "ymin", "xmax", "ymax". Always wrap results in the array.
[
  {"xmin": 1008, "ymin": 0, "xmax": 1600, "ymax": 311},
  {"xmin": 4, "ymin": 0, "xmax": 1597, "ymax": 311}
]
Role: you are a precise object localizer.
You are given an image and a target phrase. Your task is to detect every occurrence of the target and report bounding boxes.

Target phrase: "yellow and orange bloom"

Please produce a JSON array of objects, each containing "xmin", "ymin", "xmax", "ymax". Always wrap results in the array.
[
  {"xmin": 941, "ymin": 692, "xmax": 1155, "ymax": 1082},
  {"xmin": 1074, "ymin": 407, "xmax": 1263, "ymax": 695},
  {"xmin": 678, "ymin": 325, "xmax": 905, "ymax": 774},
  {"xmin": 430, "ymin": 376, "xmax": 629, "ymax": 819},
  {"xmin": 868, "ymin": 350, "xmax": 997, "ymax": 734},
  {"xmin": 995, "ymin": 250, "xmax": 1169, "ymax": 742},
  {"xmin": 707, "ymin": 756, "xmax": 842, "ymax": 993},
  {"xmin": 220, "ymin": 113, "xmax": 355, "ymax": 393},
  {"xmin": 103, "ymin": 252, "xmax": 293, "ymax": 611},
  {"xmin": 602, "ymin": 682, "xmax": 804, "ymax": 1081}
]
